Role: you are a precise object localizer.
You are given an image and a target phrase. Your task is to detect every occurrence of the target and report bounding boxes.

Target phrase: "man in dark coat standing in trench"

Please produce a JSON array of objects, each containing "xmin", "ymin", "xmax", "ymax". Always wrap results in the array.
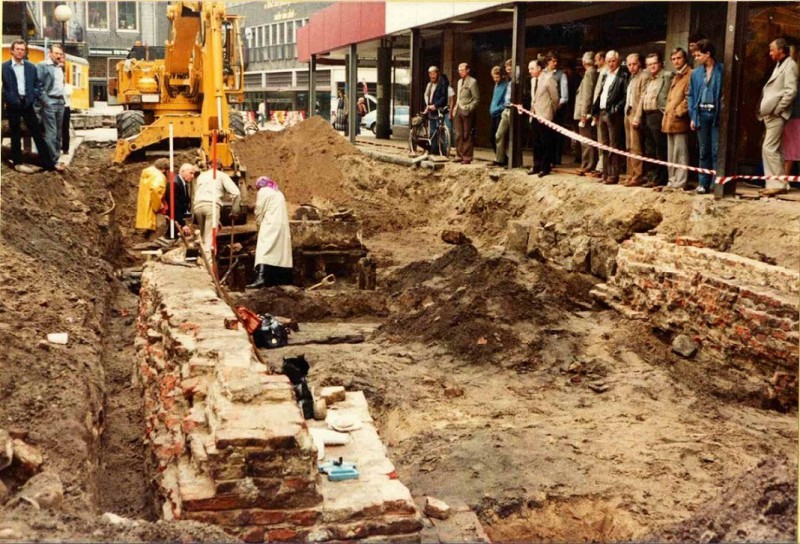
[
  {"xmin": 1, "ymin": 39, "xmax": 61, "ymax": 172},
  {"xmin": 164, "ymin": 163, "xmax": 197, "ymax": 239}
]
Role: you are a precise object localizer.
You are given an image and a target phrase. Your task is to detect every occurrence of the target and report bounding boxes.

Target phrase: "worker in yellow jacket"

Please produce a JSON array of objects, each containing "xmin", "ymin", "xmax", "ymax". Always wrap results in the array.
[{"xmin": 135, "ymin": 158, "xmax": 171, "ymax": 236}]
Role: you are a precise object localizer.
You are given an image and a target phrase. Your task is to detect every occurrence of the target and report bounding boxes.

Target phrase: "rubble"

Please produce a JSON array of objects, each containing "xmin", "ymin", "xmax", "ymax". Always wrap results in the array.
[{"xmin": 424, "ymin": 497, "xmax": 452, "ymax": 520}]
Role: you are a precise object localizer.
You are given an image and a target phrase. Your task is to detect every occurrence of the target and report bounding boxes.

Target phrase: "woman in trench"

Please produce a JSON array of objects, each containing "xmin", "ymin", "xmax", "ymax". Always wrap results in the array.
[{"xmin": 246, "ymin": 177, "xmax": 294, "ymax": 289}]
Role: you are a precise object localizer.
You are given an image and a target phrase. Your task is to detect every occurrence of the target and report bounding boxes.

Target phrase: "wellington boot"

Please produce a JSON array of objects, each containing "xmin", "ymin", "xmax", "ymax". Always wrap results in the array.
[{"xmin": 246, "ymin": 265, "xmax": 268, "ymax": 289}]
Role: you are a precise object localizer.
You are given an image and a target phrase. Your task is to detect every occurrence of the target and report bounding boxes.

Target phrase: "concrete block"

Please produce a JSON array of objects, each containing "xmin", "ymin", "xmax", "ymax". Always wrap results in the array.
[{"xmin": 320, "ymin": 386, "xmax": 346, "ymax": 405}]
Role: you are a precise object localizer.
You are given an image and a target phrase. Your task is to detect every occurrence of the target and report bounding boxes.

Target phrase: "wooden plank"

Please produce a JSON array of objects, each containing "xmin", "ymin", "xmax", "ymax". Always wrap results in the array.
[{"xmin": 288, "ymin": 322, "xmax": 381, "ymax": 346}]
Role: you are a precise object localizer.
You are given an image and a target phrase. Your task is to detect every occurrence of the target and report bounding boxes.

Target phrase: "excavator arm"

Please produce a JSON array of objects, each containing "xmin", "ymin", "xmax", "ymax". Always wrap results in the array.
[{"xmin": 112, "ymin": 1, "xmax": 245, "ymax": 169}]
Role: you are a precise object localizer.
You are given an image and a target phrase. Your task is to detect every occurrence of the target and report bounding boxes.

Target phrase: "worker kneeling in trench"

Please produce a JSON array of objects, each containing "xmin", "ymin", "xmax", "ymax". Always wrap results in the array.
[{"xmin": 246, "ymin": 176, "xmax": 294, "ymax": 289}]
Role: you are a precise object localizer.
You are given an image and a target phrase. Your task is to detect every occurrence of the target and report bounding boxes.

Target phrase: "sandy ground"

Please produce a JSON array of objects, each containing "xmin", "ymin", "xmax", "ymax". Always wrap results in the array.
[{"xmin": 0, "ymin": 120, "xmax": 796, "ymax": 542}]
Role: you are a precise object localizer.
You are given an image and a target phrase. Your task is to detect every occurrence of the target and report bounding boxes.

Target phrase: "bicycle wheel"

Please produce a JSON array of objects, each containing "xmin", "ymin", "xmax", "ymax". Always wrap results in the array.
[
  {"xmin": 435, "ymin": 125, "xmax": 450, "ymax": 157},
  {"xmin": 409, "ymin": 123, "xmax": 427, "ymax": 153}
]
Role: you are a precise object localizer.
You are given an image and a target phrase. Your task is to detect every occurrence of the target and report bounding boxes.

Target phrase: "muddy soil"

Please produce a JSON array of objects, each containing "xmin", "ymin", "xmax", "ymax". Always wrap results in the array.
[{"xmin": 0, "ymin": 119, "xmax": 797, "ymax": 542}]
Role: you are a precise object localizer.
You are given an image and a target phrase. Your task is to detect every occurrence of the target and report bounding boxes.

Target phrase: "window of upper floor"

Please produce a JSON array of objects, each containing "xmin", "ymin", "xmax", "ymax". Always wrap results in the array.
[
  {"xmin": 86, "ymin": 1, "xmax": 109, "ymax": 31},
  {"xmin": 116, "ymin": 1, "xmax": 139, "ymax": 32}
]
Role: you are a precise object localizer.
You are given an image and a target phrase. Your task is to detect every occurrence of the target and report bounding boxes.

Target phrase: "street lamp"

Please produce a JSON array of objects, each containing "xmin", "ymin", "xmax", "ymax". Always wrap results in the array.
[{"xmin": 54, "ymin": 4, "xmax": 73, "ymax": 51}]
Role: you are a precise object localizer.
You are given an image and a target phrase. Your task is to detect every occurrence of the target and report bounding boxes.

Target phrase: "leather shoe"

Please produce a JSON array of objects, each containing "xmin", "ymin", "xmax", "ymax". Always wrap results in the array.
[
  {"xmin": 603, "ymin": 177, "xmax": 618, "ymax": 185},
  {"xmin": 538, "ymin": 171, "xmax": 548, "ymax": 178},
  {"xmin": 528, "ymin": 168, "xmax": 538, "ymax": 175},
  {"xmin": 760, "ymin": 187, "xmax": 788, "ymax": 197}
]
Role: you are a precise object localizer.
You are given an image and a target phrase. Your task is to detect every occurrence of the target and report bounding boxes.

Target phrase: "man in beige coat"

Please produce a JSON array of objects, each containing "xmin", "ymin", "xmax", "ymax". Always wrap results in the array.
[
  {"xmin": 758, "ymin": 38, "xmax": 799, "ymax": 194},
  {"xmin": 573, "ymin": 52, "xmax": 597, "ymax": 174},
  {"xmin": 452, "ymin": 62, "xmax": 480, "ymax": 164},
  {"xmin": 520, "ymin": 59, "xmax": 559, "ymax": 177},
  {"xmin": 661, "ymin": 48, "xmax": 691, "ymax": 189},
  {"xmin": 623, "ymin": 53, "xmax": 648, "ymax": 186}
]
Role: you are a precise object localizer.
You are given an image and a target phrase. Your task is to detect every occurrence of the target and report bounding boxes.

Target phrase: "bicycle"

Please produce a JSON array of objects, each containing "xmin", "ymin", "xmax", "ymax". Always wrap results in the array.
[{"xmin": 409, "ymin": 107, "xmax": 451, "ymax": 157}]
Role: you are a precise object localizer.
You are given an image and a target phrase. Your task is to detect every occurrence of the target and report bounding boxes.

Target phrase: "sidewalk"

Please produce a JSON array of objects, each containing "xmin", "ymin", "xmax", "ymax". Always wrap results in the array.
[{"xmin": 353, "ymin": 129, "xmax": 571, "ymax": 170}]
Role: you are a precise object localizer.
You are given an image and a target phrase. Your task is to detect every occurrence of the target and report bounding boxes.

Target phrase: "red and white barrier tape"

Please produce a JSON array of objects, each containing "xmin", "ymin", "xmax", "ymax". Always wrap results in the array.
[{"xmin": 512, "ymin": 104, "xmax": 800, "ymax": 186}]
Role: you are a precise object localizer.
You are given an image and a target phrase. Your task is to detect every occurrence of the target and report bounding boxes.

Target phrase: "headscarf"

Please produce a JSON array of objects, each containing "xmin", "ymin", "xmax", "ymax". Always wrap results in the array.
[{"xmin": 255, "ymin": 176, "xmax": 279, "ymax": 190}]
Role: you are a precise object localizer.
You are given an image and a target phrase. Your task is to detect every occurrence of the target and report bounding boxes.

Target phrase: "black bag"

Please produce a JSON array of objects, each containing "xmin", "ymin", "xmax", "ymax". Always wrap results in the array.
[
  {"xmin": 282, "ymin": 355, "xmax": 314, "ymax": 420},
  {"xmin": 252, "ymin": 314, "xmax": 289, "ymax": 349}
]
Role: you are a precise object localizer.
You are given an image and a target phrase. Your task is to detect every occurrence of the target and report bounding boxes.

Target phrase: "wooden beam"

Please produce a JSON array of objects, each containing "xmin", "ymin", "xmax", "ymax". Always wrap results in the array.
[
  {"xmin": 715, "ymin": 1, "xmax": 747, "ymax": 199},
  {"xmin": 309, "ymin": 54, "xmax": 317, "ymax": 118},
  {"xmin": 348, "ymin": 44, "xmax": 358, "ymax": 144},
  {"xmin": 409, "ymin": 28, "xmax": 422, "ymax": 126},
  {"xmin": 508, "ymin": 2, "xmax": 527, "ymax": 169}
]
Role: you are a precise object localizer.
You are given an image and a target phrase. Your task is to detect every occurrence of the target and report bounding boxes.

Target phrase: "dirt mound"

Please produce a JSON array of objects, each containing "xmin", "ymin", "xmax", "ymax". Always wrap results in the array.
[
  {"xmin": 648, "ymin": 457, "xmax": 797, "ymax": 542},
  {"xmin": 232, "ymin": 117, "xmax": 358, "ymax": 206},
  {"xmin": 234, "ymin": 286, "xmax": 390, "ymax": 322},
  {"xmin": 379, "ymin": 245, "xmax": 568, "ymax": 362}
]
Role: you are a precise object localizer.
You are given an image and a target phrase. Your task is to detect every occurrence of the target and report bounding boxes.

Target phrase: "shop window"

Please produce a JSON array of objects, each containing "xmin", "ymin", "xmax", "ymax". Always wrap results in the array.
[
  {"xmin": 87, "ymin": 2, "xmax": 109, "ymax": 31},
  {"xmin": 117, "ymin": 2, "xmax": 138, "ymax": 31}
]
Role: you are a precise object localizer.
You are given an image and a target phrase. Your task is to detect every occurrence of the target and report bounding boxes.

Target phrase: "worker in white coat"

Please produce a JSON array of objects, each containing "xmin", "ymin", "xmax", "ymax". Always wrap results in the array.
[{"xmin": 246, "ymin": 176, "xmax": 293, "ymax": 288}]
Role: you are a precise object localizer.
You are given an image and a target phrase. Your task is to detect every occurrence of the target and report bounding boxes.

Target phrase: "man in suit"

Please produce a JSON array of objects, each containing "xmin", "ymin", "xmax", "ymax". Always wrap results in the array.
[
  {"xmin": 592, "ymin": 50, "xmax": 629, "ymax": 184},
  {"xmin": 573, "ymin": 52, "xmax": 597, "ymax": 175},
  {"xmin": 623, "ymin": 53, "xmax": 648, "ymax": 186},
  {"xmin": 164, "ymin": 163, "xmax": 198, "ymax": 239},
  {"xmin": 522, "ymin": 59, "xmax": 559, "ymax": 177},
  {"xmin": 36, "ymin": 44, "xmax": 67, "ymax": 167},
  {"xmin": 635, "ymin": 52, "xmax": 672, "ymax": 187},
  {"xmin": 758, "ymin": 38, "xmax": 799, "ymax": 195},
  {"xmin": 1, "ymin": 40, "xmax": 61, "ymax": 172},
  {"xmin": 452, "ymin": 62, "xmax": 480, "ymax": 164}
]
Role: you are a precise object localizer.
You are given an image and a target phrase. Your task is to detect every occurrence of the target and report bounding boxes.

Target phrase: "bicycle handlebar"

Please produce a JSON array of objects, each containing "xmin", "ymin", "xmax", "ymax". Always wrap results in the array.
[{"xmin": 418, "ymin": 106, "xmax": 450, "ymax": 117}]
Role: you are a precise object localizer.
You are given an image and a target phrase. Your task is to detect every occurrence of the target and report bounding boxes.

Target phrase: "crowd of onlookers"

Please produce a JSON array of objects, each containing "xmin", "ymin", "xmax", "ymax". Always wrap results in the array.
[
  {"xmin": 2, "ymin": 40, "xmax": 74, "ymax": 173},
  {"xmin": 423, "ymin": 36, "xmax": 799, "ymax": 196}
]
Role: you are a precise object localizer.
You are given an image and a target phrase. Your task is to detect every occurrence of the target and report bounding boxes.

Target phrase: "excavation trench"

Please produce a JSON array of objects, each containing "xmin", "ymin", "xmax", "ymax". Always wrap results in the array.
[{"xmin": 0, "ymin": 120, "xmax": 797, "ymax": 542}]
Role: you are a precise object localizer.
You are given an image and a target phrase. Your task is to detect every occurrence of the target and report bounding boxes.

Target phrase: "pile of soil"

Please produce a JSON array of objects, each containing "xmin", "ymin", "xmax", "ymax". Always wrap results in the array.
[
  {"xmin": 232, "ymin": 117, "xmax": 358, "ymax": 206},
  {"xmin": 649, "ymin": 457, "xmax": 797, "ymax": 542},
  {"xmin": 379, "ymin": 244, "xmax": 592, "ymax": 363}
]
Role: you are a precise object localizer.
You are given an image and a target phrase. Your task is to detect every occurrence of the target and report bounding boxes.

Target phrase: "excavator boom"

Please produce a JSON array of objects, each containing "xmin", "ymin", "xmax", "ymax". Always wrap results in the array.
[{"xmin": 111, "ymin": 1, "xmax": 245, "ymax": 169}]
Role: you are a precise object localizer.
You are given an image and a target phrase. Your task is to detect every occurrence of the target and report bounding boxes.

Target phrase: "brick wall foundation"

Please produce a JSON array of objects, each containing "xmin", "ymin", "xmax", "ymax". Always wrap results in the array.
[
  {"xmin": 593, "ymin": 235, "xmax": 799, "ymax": 374},
  {"xmin": 136, "ymin": 262, "xmax": 421, "ymax": 542}
]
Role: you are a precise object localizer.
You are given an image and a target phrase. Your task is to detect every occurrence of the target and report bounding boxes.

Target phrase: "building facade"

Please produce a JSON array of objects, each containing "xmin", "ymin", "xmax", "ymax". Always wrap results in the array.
[
  {"xmin": 227, "ymin": 2, "xmax": 333, "ymax": 118},
  {"xmin": 6, "ymin": 1, "xmax": 170, "ymax": 106},
  {"xmin": 299, "ymin": 1, "xmax": 800, "ymax": 178}
]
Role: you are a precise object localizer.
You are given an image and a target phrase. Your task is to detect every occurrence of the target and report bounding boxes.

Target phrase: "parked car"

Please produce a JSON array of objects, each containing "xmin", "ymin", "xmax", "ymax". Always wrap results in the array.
[{"xmin": 361, "ymin": 106, "xmax": 409, "ymax": 134}]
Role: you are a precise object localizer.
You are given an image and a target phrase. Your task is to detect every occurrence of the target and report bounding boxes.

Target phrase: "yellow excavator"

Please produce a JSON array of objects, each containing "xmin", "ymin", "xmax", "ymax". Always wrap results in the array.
[{"xmin": 110, "ymin": 1, "xmax": 246, "ymax": 176}]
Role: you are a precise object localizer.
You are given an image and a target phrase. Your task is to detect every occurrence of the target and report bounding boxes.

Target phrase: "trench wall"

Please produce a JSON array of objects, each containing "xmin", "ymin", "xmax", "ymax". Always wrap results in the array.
[{"xmin": 135, "ymin": 262, "xmax": 420, "ymax": 542}]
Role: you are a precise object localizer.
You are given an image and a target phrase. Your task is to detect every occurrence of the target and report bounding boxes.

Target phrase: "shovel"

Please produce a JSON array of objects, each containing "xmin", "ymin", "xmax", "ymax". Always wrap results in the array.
[{"xmin": 307, "ymin": 274, "xmax": 335, "ymax": 291}]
